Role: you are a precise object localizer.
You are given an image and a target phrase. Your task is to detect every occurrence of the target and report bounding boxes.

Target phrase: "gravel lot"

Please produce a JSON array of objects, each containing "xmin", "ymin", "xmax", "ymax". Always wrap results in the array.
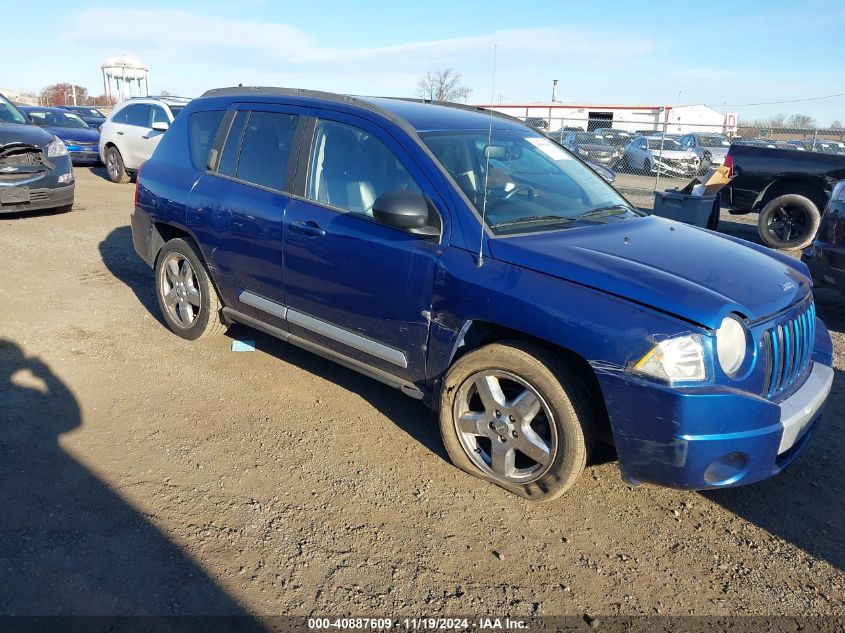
[{"xmin": 1, "ymin": 167, "xmax": 843, "ymax": 621}]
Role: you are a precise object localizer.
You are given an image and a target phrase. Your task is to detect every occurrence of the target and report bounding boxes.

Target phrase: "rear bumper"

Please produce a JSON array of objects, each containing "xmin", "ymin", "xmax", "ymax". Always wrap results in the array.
[
  {"xmin": 599, "ymin": 322, "xmax": 833, "ymax": 490},
  {"xmin": 0, "ymin": 183, "xmax": 74, "ymax": 214},
  {"xmin": 131, "ymin": 207, "xmax": 156, "ymax": 267}
]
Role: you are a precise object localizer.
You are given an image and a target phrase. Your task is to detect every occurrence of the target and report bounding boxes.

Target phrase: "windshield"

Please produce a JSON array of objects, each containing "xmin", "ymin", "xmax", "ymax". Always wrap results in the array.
[
  {"xmin": 421, "ymin": 129, "xmax": 637, "ymax": 235},
  {"xmin": 69, "ymin": 107, "xmax": 105, "ymax": 119},
  {"xmin": 698, "ymin": 135, "xmax": 729, "ymax": 148},
  {"xmin": 646, "ymin": 138, "xmax": 684, "ymax": 151},
  {"xmin": 26, "ymin": 110, "xmax": 90, "ymax": 129},
  {"xmin": 0, "ymin": 95, "xmax": 27, "ymax": 125},
  {"xmin": 575, "ymin": 133, "xmax": 612, "ymax": 146}
]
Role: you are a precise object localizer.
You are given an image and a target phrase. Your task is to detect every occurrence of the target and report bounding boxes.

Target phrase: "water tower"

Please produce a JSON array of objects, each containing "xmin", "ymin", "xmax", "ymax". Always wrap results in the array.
[{"xmin": 101, "ymin": 56, "xmax": 149, "ymax": 102}]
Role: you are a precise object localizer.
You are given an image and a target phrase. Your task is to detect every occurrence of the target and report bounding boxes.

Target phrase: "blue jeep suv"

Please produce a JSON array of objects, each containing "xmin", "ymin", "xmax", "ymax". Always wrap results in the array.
[{"xmin": 131, "ymin": 87, "xmax": 834, "ymax": 500}]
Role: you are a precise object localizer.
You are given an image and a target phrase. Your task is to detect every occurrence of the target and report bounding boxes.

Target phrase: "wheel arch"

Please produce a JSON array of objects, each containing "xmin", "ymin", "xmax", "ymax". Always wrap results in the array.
[
  {"xmin": 442, "ymin": 320, "xmax": 613, "ymax": 443},
  {"xmin": 752, "ymin": 176, "xmax": 828, "ymax": 213}
]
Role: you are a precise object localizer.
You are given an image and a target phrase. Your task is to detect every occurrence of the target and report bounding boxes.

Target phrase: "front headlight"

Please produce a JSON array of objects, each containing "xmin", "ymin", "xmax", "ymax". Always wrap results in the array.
[
  {"xmin": 635, "ymin": 335, "xmax": 706, "ymax": 383},
  {"xmin": 716, "ymin": 315, "xmax": 748, "ymax": 377},
  {"xmin": 578, "ymin": 148, "xmax": 588, "ymax": 156},
  {"xmin": 46, "ymin": 136, "xmax": 68, "ymax": 158}
]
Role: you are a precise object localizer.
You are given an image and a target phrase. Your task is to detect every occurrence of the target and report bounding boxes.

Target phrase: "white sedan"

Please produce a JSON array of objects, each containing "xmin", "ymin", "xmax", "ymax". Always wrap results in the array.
[{"xmin": 623, "ymin": 136, "xmax": 701, "ymax": 176}]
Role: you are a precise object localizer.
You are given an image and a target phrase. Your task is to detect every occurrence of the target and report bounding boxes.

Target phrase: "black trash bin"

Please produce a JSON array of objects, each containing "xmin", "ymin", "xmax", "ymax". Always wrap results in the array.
[{"xmin": 652, "ymin": 189, "xmax": 720, "ymax": 230}]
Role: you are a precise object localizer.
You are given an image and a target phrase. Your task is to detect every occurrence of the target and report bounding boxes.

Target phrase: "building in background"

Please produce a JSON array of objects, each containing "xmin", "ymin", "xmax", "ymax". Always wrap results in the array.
[
  {"xmin": 479, "ymin": 102, "xmax": 733, "ymax": 135},
  {"xmin": 101, "ymin": 56, "xmax": 150, "ymax": 102},
  {"xmin": 1, "ymin": 88, "xmax": 38, "ymax": 106}
]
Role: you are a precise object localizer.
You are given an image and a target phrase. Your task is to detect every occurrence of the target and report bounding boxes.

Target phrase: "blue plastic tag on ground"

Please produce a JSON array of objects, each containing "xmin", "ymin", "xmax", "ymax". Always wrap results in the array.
[{"xmin": 231, "ymin": 340, "xmax": 256, "ymax": 352}]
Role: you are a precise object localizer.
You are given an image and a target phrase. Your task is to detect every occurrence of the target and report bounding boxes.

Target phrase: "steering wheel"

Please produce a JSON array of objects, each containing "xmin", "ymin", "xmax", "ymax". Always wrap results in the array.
[{"xmin": 503, "ymin": 184, "xmax": 535, "ymax": 200}]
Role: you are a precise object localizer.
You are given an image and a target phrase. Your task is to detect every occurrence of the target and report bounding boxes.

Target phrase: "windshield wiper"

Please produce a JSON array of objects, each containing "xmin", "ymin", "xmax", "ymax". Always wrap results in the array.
[
  {"xmin": 490, "ymin": 214, "xmax": 575, "ymax": 229},
  {"xmin": 578, "ymin": 204, "xmax": 633, "ymax": 219}
]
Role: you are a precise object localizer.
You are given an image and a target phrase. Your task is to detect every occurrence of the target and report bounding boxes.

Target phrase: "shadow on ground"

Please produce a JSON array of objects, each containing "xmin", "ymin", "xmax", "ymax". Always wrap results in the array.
[
  {"xmin": 226, "ymin": 324, "xmax": 447, "ymax": 463},
  {"xmin": 0, "ymin": 338, "xmax": 266, "ymax": 628},
  {"xmin": 99, "ymin": 225, "xmax": 163, "ymax": 322}
]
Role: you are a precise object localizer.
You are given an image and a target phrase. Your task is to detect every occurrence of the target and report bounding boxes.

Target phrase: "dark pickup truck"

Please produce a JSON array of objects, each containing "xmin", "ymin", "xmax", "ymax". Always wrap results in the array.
[{"xmin": 722, "ymin": 143, "xmax": 845, "ymax": 249}]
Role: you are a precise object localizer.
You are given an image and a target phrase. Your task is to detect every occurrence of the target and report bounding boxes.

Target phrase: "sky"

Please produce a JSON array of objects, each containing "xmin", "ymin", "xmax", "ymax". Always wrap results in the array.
[{"xmin": 4, "ymin": 0, "xmax": 845, "ymax": 125}]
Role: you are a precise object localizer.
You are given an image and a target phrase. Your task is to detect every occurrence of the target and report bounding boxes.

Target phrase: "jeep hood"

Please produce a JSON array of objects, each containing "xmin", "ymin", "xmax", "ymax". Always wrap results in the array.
[
  {"xmin": 0, "ymin": 122, "xmax": 54, "ymax": 147},
  {"xmin": 489, "ymin": 216, "xmax": 810, "ymax": 328}
]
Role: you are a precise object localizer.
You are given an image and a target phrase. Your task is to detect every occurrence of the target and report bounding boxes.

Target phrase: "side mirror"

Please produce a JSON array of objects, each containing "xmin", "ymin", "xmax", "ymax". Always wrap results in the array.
[
  {"xmin": 151, "ymin": 121, "xmax": 169, "ymax": 132},
  {"xmin": 372, "ymin": 191, "xmax": 432, "ymax": 233}
]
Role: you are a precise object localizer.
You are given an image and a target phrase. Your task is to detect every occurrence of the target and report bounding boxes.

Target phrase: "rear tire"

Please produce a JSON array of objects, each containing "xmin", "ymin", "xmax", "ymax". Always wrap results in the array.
[
  {"xmin": 439, "ymin": 341, "xmax": 593, "ymax": 501},
  {"xmin": 757, "ymin": 194, "xmax": 820, "ymax": 250},
  {"xmin": 105, "ymin": 146, "xmax": 130, "ymax": 184},
  {"xmin": 155, "ymin": 238, "xmax": 226, "ymax": 340}
]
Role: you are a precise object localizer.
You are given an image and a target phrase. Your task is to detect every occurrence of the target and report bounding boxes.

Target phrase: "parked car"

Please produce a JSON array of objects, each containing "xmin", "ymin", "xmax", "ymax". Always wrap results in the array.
[
  {"xmin": 785, "ymin": 140, "xmax": 808, "ymax": 151},
  {"xmin": 678, "ymin": 133, "xmax": 731, "ymax": 169},
  {"xmin": 593, "ymin": 128, "xmax": 635, "ymax": 151},
  {"xmin": 99, "ymin": 96, "xmax": 190, "ymax": 183},
  {"xmin": 60, "ymin": 105, "xmax": 107, "ymax": 128},
  {"xmin": 524, "ymin": 117, "xmax": 549, "ymax": 129},
  {"xmin": 20, "ymin": 106, "xmax": 101, "ymax": 165},
  {"xmin": 585, "ymin": 160, "xmax": 616, "ymax": 183},
  {"xmin": 802, "ymin": 180, "xmax": 845, "ymax": 292},
  {"xmin": 722, "ymin": 143, "xmax": 845, "ymax": 249},
  {"xmin": 0, "ymin": 92, "xmax": 74, "ymax": 214},
  {"xmin": 131, "ymin": 86, "xmax": 833, "ymax": 500},
  {"xmin": 561, "ymin": 131, "xmax": 621, "ymax": 167},
  {"xmin": 622, "ymin": 136, "xmax": 700, "ymax": 175}
]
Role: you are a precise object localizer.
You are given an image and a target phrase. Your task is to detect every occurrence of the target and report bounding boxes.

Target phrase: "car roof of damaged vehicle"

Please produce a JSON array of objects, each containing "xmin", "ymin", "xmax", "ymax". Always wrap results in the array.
[{"xmin": 200, "ymin": 86, "xmax": 527, "ymax": 133}]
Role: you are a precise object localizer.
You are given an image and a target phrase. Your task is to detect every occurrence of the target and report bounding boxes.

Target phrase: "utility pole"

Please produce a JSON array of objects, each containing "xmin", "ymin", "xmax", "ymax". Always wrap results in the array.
[
  {"xmin": 551, "ymin": 79, "xmax": 558, "ymax": 103},
  {"xmin": 72, "ymin": 84, "xmax": 77, "ymax": 106}
]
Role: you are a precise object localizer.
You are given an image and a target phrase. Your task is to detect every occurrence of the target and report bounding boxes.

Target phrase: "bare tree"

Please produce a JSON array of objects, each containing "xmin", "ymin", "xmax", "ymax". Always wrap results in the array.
[
  {"xmin": 416, "ymin": 69, "xmax": 472, "ymax": 103},
  {"xmin": 786, "ymin": 113, "xmax": 816, "ymax": 129},
  {"xmin": 830, "ymin": 120, "xmax": 843, "ymax": 130}
]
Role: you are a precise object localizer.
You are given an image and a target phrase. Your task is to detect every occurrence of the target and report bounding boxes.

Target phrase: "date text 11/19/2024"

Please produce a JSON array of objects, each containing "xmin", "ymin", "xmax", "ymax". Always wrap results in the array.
[{"xmin": 307, "ymin": 617, "xmax": 528, "ymax": 630}]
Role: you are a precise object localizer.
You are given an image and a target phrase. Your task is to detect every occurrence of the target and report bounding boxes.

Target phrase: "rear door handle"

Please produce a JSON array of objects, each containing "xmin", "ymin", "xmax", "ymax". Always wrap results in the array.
[
  {"xmin": 116, "ymin": 131, "xmax": 124, "ymax": 135},
  {"xmin": 290, "ymin": 219, "xmax": 326, "ymax": 237}
]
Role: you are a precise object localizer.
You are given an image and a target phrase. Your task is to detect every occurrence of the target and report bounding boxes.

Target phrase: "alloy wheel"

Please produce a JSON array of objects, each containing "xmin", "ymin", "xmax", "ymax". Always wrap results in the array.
[
  {"xmin": 453, "ymin": 370, "xmax": 558, "ymax": 484},
  {"xmin": 767, "ymin": 205, "xmax": 809, "ymax": 244},
  {"xmin": 107, "ymin": 152, "xmax": 119, "ymax": 180},
  {"xmin": 159, "ymin": 253, "xmax": 202, "ymax": 328}
]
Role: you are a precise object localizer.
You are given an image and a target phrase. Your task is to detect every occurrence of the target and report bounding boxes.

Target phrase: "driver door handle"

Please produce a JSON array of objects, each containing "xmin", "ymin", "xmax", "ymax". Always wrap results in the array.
[{"xmin": 290, "ymin": 219, "xmax": 326, "ymax": 237}]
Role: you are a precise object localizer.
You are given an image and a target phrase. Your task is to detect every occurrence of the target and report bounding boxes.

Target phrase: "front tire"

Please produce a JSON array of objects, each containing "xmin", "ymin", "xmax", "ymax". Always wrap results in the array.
[
  {"xmin": 155, "ymin": 238, "xmax": 226, "ymax": 340},
  {"xmin": 439, "ymin": 341, "xmax": 593, "ymax": 501},
  {"xmin": 105, "ymin": 146, "xmax": 130, "ymax": 184},
  {"xmin": 757, "ymin": 194, "xmax": 820, "ymax": 250}
]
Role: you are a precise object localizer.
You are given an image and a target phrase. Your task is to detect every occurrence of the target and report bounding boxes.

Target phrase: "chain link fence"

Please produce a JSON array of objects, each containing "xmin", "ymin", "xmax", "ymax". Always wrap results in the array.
[{"xmin": 506, "ymin": 114, "xmax": 845, "ymax": 211}]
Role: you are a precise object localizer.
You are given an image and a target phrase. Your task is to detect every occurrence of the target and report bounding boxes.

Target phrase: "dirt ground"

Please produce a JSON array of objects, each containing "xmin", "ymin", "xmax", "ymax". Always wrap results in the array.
[{"xmin": 0, "ymin": 167, "xmax": 843, "ymax": 621}]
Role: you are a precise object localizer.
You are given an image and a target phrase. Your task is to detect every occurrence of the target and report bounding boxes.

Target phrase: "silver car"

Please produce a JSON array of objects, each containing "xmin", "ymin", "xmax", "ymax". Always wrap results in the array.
[
  {"xmin": 623, "ymin": 136, "xmax": 701, "ymax": 176},
  {"xmin": 679, "ymin": 133, "xmax": 731, "ymax": 169}
]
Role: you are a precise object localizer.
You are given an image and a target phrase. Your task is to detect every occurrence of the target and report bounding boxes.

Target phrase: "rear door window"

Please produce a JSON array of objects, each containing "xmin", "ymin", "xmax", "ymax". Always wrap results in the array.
[
  {"xmin": 215, "ymin": 110, "xmax": 299, "ymax": 192},
  {"xmin": 125, "ymin": 104, "xmax": 152, "ymax": 127},
  {"xmin": 217, "ymin": 112, "xmax": 248, "ymax": 178},
  {"xmin": 188, "ymin": 110, "xmax": 225, "ymax": 170},
  {"xmin": 111, "ymin": 106, "xmax": 131, "ymax": 124}
]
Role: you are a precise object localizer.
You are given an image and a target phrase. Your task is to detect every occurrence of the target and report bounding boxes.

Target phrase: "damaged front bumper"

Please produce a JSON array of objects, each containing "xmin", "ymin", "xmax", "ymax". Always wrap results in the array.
[
  {"xmin": 0, "ymin": 143, "xmax": 74, "ymax": 213},
  {"xmin": 598, "ymin": 320, "xmax": 833, "ymax": 490}
]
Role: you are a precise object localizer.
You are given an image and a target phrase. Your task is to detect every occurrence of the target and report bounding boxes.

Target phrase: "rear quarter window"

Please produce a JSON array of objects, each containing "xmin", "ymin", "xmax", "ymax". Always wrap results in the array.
[{"xmin": 188, "ymin": 110, "xmax": 224, "ymax": 170}]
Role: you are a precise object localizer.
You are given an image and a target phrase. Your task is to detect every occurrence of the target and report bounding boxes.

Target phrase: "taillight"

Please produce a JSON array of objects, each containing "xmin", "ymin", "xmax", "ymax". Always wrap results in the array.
[
  {"xmin": 723, "ymin": 152, "xmax": 733, "ymax": 178},
  {"xmin": 134, "ymin": 160, "xmax": 144, "ymax": 208}
]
